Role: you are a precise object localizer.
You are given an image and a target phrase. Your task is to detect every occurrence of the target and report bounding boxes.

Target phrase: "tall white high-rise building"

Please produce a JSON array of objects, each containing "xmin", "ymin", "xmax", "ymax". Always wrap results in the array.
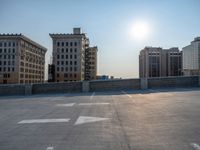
[{"xmin": 182, "ymin": 37, "xmax": 200, "ymax": 75}]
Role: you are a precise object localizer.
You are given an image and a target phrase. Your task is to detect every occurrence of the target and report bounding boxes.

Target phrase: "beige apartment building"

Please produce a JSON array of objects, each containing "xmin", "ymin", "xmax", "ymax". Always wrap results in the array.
[
  {"xmin": 0, "ymin": 34, "xmax": 47, "ymax": 84},
  {"xmin": 182, "ymin": 37, "xmax": 200, "ymax": 76},
  {"xmin": 85, "ymin": 46, "xmax": 98, "ymax": 80},
  {"xmin": 139, "ymin": 47, "xmax": 182, "ymax": 78},
  {"xmin": 50, "ymin": 28, "xmax": 98, "ymax": 82}
]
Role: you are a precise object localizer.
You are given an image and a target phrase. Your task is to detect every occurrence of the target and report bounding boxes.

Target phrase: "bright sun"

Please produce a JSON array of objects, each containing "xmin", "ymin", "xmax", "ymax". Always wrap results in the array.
[{"xmin": 130, "ymin": 21, "xmax": 150, "ymax": 40}]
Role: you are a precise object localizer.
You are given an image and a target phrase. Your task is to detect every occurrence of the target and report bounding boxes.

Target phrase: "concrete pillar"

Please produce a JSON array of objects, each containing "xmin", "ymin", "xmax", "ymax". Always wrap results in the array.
[
  {"xmin": 82, "ymin": 81, "xmax": 89, "ymax": 92},
  {"xmin": 140, "ymin": 78, "xmax": 148, "ymax": 89},
  {"xmin": 25, "ymin": 84, "xmax": 32, "ymax": 95}
]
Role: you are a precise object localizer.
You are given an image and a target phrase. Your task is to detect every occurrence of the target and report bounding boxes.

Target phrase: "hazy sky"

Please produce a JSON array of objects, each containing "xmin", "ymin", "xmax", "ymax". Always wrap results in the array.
[{"xmin": 0, "ymin": 0, "xmax": 200, "ymax": 79}]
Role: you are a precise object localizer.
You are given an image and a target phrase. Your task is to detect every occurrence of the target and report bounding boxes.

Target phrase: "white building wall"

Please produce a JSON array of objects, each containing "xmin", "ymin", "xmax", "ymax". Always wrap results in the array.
[{"xmin": 183, "ymin": 41, "xmax": 200, "ymax": 70}]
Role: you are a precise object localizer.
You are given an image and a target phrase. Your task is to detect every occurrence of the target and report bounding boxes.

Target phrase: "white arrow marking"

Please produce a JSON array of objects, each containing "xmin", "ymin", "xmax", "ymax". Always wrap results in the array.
[
  {"xmin": 74, "ymin": 116, "xmax": 110, "ymax": 125},
  {"xmin": 18, "ymin": 118, "xmax": 70, "ymax": 124},
  {"xmin": 191, "ymin": 143, "xmax": 200, "ymax": 150},
  {"xmin": 56, "ymin": 103, "xmax": 75, "ymax": 107},
  {"xmin": 46, "ymin": 147, "xmax": 54, "ymax": 150},
  {"xmin": 78, "ymin": 103, "xmax": 110, "ymax": 106}
]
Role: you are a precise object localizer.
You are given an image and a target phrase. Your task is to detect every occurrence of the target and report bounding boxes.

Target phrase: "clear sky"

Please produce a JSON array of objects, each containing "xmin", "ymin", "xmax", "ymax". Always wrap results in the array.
[{"xmin": 0, "ymin": 0, "xmax": 200, "ymax": 79}]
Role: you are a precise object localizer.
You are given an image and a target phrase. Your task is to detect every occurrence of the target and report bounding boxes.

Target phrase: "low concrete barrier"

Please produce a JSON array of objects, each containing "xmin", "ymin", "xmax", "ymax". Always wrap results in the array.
[
  {"xmin": 32, "ymin": 82, "xmax": 82, "ymax": 94},
  {"xmin": 89, "ymin": 79, "xmax": 140, "ymax": 92},
  {"xmin": 148, "ymin": 76, "xmax": 199, "ymax": 88},
  {"xmin": 0, "ymin": 84, "xmax": 25, "ymax": 96},
  {"xmin": 0, "ymin": 76, "xmax": 199, "ymax": 96}
]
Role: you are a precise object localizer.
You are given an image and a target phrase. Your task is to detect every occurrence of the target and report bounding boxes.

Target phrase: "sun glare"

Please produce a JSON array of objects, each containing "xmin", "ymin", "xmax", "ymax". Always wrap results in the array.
[{"xmin": 130, "ymin": 21, "xmax": 150, "ymax": 40}]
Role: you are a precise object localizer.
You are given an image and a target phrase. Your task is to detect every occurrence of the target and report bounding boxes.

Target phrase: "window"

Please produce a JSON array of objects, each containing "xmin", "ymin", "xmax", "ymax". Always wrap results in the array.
[
  {"xmin": 70, "ymin": 48, "xmax": 73, "ymax": 53},
  {"xmin": 74, "ymin": 74, "xmax": 77, "ymax": 78},
  {"xmin": 57, "ymin": 42, "xmax": 60, "ymax": 47},
  {"xmin": 70, "ymin": 61, "xmax": 72, "ymax": 65},
  {"xmin": 62, "ymin": 48, "xmax": 64, "ymax": 53},
  {"xmin": 65, "ymin": 67, "xmax": 68, "ymax": 71},
  {"xmin": 66, "ymin": 42, "xmax": 68, "ymax": 46},
  {"xmin": 57, "ymin": 55, "xmax": 60, "ymax": 59},
  {"xmin": 66, "ymin": 55, "xmax": 68, "ymax": 59},
  {"xmin": 74, "ymin": 67, "xmax": 77, "ymax": 71},
  {"xmin": 70, "ymin": 42, "xmax": 73, "ymax": 46},
  {"xmin": 12, "ymin": 55, "xmax": 15, "ymax": 59},
  {"xmin": 64, "ymin": 73, "xmax": 68, "ymax": 77},
  {"xmin": 57, "ymin": 61, "xmax": 59, "ymax": 65},
  {"xmin": 4, "ymin": 42, "xmax": 7, "ymax": 47},
  {"xmin": 62, "ymin": 42, "xmax": 64, "ymax": 47},
  {"xmin": 8, "ymin": 42, "xmax": 11, "ymax": 47},
  {"xmin": 61, "ymin": 61, "xmax": 64, "ymax": 65},
  {"xmin": 4, "ymin": 49, "xmax": 6, "ymax": 53},
  {"xmin": 0, "ymin": 61, "xmax": 1, "ymax": 65},
  {"xmin": 74, "ymin": 55, "xmax": 77, "ymax": 59},
  {"xmin": 61, "ymin": 55, "xmax": 64, "ymax": 59},
  {"xmin": 61, "ymin": 67, "xmax": 64, "ymax": 71},
  {"xmin": 74, "ymin": 61, "xmax": 77, "ymax": 65},
  {"xmin": 13, "ymin": 42, "xmax": 15, "ymax": 47},
  {"xmin": 74, "ymin": 42, "xmax": 77, "ymax": 46},
  {"xmin": 57, "ymin": 73, "xmax": 59, "ymax": 77},
  {"xmin": 70, "ymin": 55, "xmax": 72, "ymax": 59},
  {"xmin": 0, "ymin": 49, "xmax": 2, "ymax": 53},
  {"xmin": 13, "ymin": 48, "xmax": 15, "ymax": 53},
  {"xmin": 65, "ymin": 61, "xmax": 68, "ymax": 65},
  {"xmin": 74, "ymin": 48, "xmax": 77, "ymax": 52},
  {"xmin": 0, "ymin": 42, "xmax": 2, "ymax": 47},
  {"xmin": 66, "ymin": 48, "xmax": 68, "ymax": 53},
  {"xmin": 12, "ymin": 68, "xmax": 14, "ymax": 71},
  {"xmin": 4, "ymin": 61, "xmax": 6, "ymax": 65},
  {"xmin": 70, "ymin": 67, "xmax": 72, "ymax": 71},
  {"xmin": 3, "ymin": 80, "xmax": 7, "ymax": 84},
  {"xmin": 57, "ymin": 67, "xmax": 59, "ymax": 71},
  {"xmin": 4, "ymin": 55, "xmax": 6, "ymax": 59}
]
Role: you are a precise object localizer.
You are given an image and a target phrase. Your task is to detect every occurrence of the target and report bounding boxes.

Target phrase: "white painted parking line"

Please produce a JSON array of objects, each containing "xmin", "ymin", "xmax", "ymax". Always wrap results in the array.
[
  {"xmin": 56, "ymin": 103, "xmax": 75, "ymax": 107},
  {"xmin": 78, "ymin": 103, "xmax": 110, "ymax": 106},
  {"xmin": 191, "ymin": 143, "xmax": 200, "ymax": 150},
  {"xmin": 46, "ymin": 147, "xmax": 54, "ymax": 150},
  {"xmin": 90, "ymin": 92, "xmax": 95, "ymax": 100},
  {"xmin": 18, "ymin": 119, "xmax": 70, "ymax": 124},
  {"xmin": 74, "ymin": 116, "xmax": 110, "ymax": 125},
  {"xmin": 121, "ymin": 90, "xmax": 132, "ymax": 98}
]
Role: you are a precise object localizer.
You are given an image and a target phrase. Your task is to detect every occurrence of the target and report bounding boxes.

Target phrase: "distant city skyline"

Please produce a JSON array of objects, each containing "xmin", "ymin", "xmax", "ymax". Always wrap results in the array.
[{"xmin": 0, "ymin": 0, "xmax": 200, "ymax": 79}]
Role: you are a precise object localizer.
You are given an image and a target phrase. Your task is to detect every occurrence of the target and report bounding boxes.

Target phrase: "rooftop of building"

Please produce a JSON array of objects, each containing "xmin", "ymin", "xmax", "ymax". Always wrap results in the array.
[
  {"xmin": 49, "ymin": 33, "xmax": 87, "ymax": 39},
  {"xmin": 0, "ymin": 33, "xmax": 47, "ymax": 51},
  {"xmin": 49, "ymin": 27, "xmax": 88, "ymax": 39},
  {"xmin": 193, "ymin": 37, "xmax": 200, "ymax": 42}
]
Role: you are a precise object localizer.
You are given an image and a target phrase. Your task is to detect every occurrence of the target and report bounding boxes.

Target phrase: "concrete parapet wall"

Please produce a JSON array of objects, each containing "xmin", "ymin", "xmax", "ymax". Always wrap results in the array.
[
  {"xmin": 32, "ymin": 82, "xmax": 82, "ymax": 94},
  {"xmin": 0, "ymin": 76, "xmax": 199, "ymax": 96},
  {"xmin": 148, "ymin": 76, "xmax": 199, "ymax": 88},
  {"xmin": 89, "ymin": 79, "xmax": 140, "ymax": 92},
  {"xmin": 0, "ymin": 84, "xmax": 25, "ymax": 96}
]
